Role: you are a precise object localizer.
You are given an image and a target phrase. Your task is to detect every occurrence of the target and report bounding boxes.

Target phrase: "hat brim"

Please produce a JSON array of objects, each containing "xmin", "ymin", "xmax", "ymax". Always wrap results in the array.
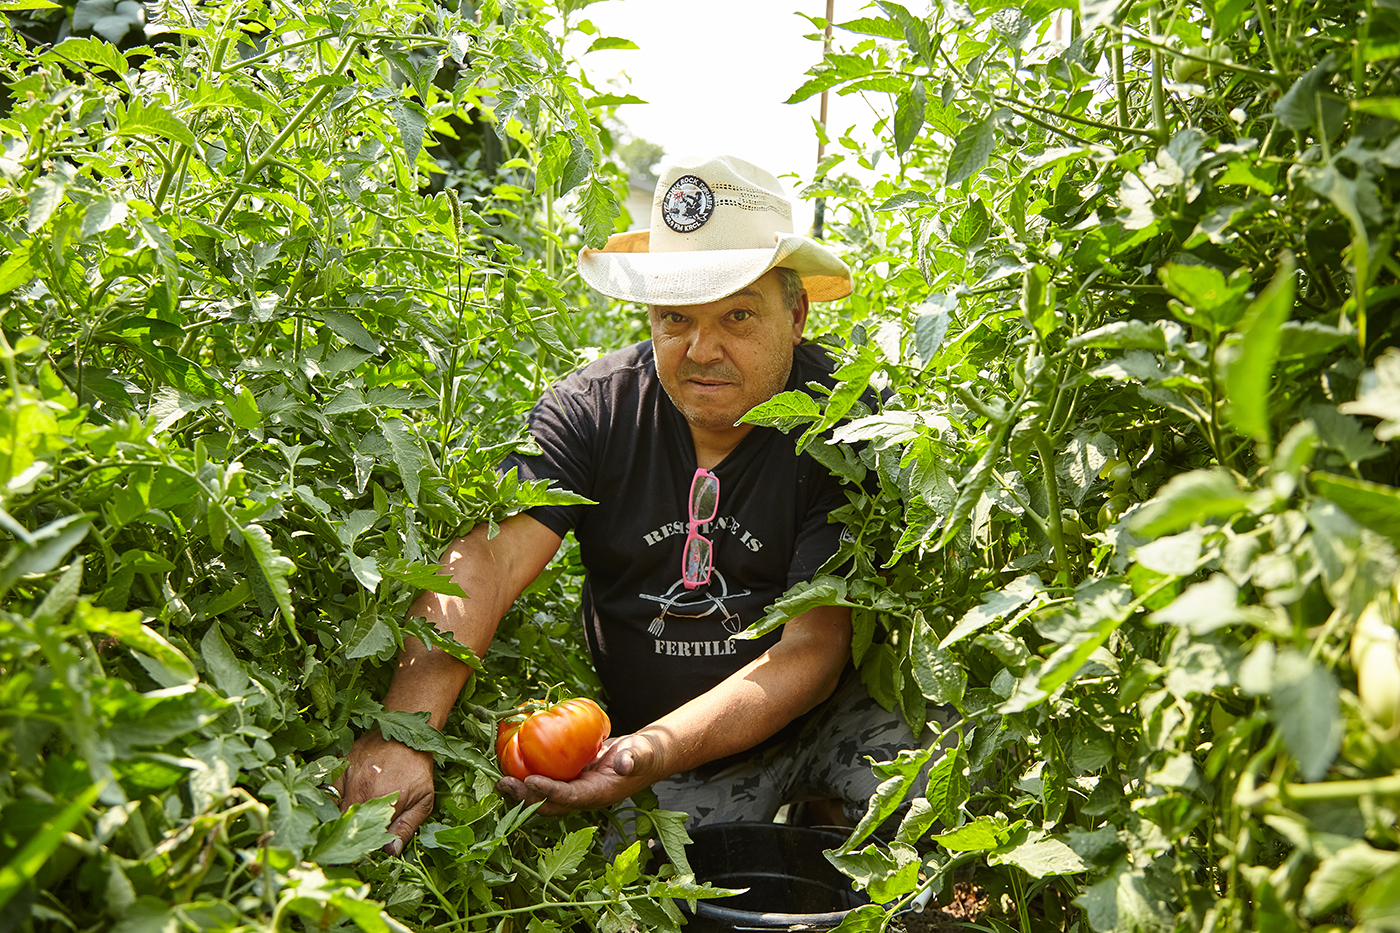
[{"xmin": 577, "ymin": 232, "xmax": 852, "ymax": 306}]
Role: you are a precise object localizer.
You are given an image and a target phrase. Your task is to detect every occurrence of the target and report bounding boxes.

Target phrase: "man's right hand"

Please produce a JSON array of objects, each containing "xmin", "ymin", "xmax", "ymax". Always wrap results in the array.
[{"xmin": 336, "ymin": 729, "xmax": 434, "ymax": 856}]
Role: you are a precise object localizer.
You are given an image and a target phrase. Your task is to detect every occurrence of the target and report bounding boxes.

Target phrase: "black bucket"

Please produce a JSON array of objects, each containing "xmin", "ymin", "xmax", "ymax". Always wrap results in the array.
[{"xmin": 682, "ymin": 823, "xmax": 868, "ymax": 932}]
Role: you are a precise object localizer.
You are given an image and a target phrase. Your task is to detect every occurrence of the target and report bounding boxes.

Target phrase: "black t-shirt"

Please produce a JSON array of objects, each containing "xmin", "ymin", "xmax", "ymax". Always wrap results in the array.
[{"xmin": 502, "ymin": 340, "xmax": 849, "ymax": 735}]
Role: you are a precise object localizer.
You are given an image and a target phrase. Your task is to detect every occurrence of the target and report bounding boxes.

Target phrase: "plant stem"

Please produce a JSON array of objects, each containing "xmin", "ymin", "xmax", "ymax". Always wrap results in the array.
[
  {"xmin": 1251, "ymin": 0, "xmax": 1287, "ymax": 85},
  {"xmin": 215, "ymin": 38, "xmax": 364, "ymax": 226},
  {"xmin": 1032, "ymin": 430, "xmax": 1072, "ymax": 582},
  {"xmin": 1113, "ymin": 30, "xmax": 1129, "ymax": 127},
  {"xmin": 1276, "ymin": 772, "xmax": 1400, "ymax": 802},
  {"xmin": 1148, "ymin": 5, "xmax": 1167, "ymax": 143},
  {"xmin": 434, "ymin": 893, "xmax": 663, "ymax": 927},
  {"xmin": 993, "ymin": 94, "xmax": 1157, "ymax": 137}
]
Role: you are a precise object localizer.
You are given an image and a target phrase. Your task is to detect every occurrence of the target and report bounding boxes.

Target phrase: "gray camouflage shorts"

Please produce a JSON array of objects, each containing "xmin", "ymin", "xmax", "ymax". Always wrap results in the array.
[{"xmin": 642, "ymin": 675, "xmax": 956, "ymax": 829}]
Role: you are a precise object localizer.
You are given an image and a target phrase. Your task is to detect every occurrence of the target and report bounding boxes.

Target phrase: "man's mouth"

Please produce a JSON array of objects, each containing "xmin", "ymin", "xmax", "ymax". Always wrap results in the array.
[{"xmin": 678, "ymin": 365, "xmax": 740, "ymax": 389}]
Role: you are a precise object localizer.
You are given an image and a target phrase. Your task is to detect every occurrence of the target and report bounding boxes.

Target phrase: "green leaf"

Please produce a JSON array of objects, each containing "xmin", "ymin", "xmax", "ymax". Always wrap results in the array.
[
  {"xmin": 893, "ymin": 80, "xmax": 926, "ymax": 156},
  {"xmin": 42, "ymin": 36, "xmax": 128, "ymax": 74},
  {"xmin": 737, "ymin": 575, "xmax": 853, "ymax": 640},
  {"xmin": 648, "ymin": 809, "xmax": 694, "ymax": 878},
  {"xmin": 1359, "ymin": 866, "xmax": 1400, "ymax": 929},
  {"xmin": 0, "ymin": 242, "xmax": 34, "ymax": 293},
  {"xmin": 118, "ymin": 97, "xmax": 199, "ymax": 149},
  {"xmin": 945, "ymin": 117, "xmax": 996, "ymax": 186},
  {"xmin": 932, "ymin": 814, "xmax": 1011, "ymax": 852},
  {"xmin": 308, "ymin": 795, "xmax": 397, "ymax": 864},
  {"xmin": 990, "ymin": 836, "xmax": 1089, "ymax": 878},
  {"xmin": 239, "ymin": 523, "xmax": 296, "ymax": 626},
  {"xmin": 1158, "ymin": 262, "xmax": 1252, "ymax": 335},
  {"xmin": 1079, "ymin": 0, "xmax": 1120, "ymax": 32},
  {"xmin": 825, "ymin": 842, "xmax": 921, "ymax": 904},
  {"xmin": 379, "ymin": 557, "xmax": 468, "ymax": 597},
  {"xmin": 1272, "ymin": 650, "xmax": 1342, "ymax": 783},
  {"xmin": 1309, "ymin": 472, "xmax": 1400, "ymax": 545},
  {"xmin": 345, "ymin": 612, "xmax": 398, "ymax": 660},
  {"xmin": 606, "ymin": 841, "xmax": 643, "ymax": 888},
  {"xmin": 539, "ymin": 827, "xmax": 596, "ymax": 884},
  {"xmin": 380, "ymin": 418, "xmax": 424, "ymax": 507},
  {"xmin": 948, "ymin": 197, "xmax": 990, "ymax": 249},
  {"xmin": 0, "ymin": 515, "xmax": 89, "ymax": 593},
  {"xmin": 1225, "ymin": 254, "xmax": 1295, "ymax": 442},
  {"xmin": 874, "ymin": 190, "xmax": 932, "ymax": 212},
  {"xmin": 895, "ymin": 797, "xmax": 940, "ymax": 845},
  {"xmin": 738, "ymin": 390, "xmax": 821, "ymax": 432},
  {"xmin": 836, "ymin": 16, "xmax": 905, "ymax": 39},
  {"xmin": 922, "ymin": 746, "xmax": 969, "ymax": 827},
  {"xmin": 536, "ymin": 132, "xmax": 572, "ymax": 192},
  {"xmin": 400, "ymin": 616, "xmax": 483, "ymax": 671},
  {"xmin": 27, "ymin": 174, "xmax": 65, "ymax": 233},
  {"xmin": 826, "ymin": 904, "xmax": 885, "ymax": 932},
  {"xmin": 1274, "ymin": 58, "xmax": 1336, "ymax": 131},
  {"xmin": 82, "ymin": 197, "xmax": 129, "ymax": 238},
  {"xmin": 225, "ymin": 386, "xmax": 261, "ymax": 430},
  {"xmin": 585, "ymin": 37, "xmax": 638, "ymax": 52},
  {"xmin": 1303, "ymin": 841, "xmax": 1400, "ymax": 917},
  {"xmin": 1339, "ymin": 347, "xmax": 1400, "ymax": 441},
  {"xmin": 584, "ymin": 93, "xmax": 647, "ymax": 107},
  {"xmin": 322, "ymin": 310, "xmax": 381, "ymax": 353},
  {"xmin": 841, "ymin": 747, "xmax": 935, "ymax": 854},
  {"xmin": 393, "ymin": 102, "xmax": 427, "ymax": 165},
  {"xmin": 914, "ymin": 298, "xmax": 952, "ymax": 364},
  {"xmin": 578, "ymin": 174, "xmax": 621, "ymax": 250},
  {"xmin": 803, "ymin": 345, "xmax": 879, "ymax": 444},
  {"xmin": 0, "ymin": 783, "xmax": 104, "ymax": 911},
  {"xmin": 1069, "ymin": 320, "xmax": 1169, "ymax": 351},
  {"xmin": 1353, "ymin": 96, "xmax": 1400, "ymax": 119},
  {"xmin": 909, "ymin": 612, "xmax": 966, "ymax": 704},
  {"xmin": 374, "ymin": 710, "xmax": 491, "ymax": 766},
  {"xmin": 200, "ymin": 622, "xmax": 249, "ymax": 696},
  {"xmin": 1148, "ymin": 573, "xmax": 1258, "ymax": 634},
  {"xmin": 1128, "ymin": 469, "xmax": 1260, "ymax": 538}
]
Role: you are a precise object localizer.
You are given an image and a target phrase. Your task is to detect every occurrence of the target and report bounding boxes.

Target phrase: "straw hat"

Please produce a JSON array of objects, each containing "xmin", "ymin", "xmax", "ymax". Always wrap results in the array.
[{"xmin": 576, "ymin": 155, "xmax": 852, "ymax": 306}]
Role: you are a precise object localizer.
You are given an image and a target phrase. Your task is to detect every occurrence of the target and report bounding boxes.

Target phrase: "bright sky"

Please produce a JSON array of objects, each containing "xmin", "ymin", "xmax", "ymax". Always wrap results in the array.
[{"xmin": 568, "ymin": 0, "xmax": 868, "ymax": 233}]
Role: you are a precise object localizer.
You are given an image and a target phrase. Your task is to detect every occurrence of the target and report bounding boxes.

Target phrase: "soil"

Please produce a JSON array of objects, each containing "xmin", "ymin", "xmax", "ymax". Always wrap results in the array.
[{"xmin": 891, "ymin": 882, "xmax": 990, "ymax": 933}]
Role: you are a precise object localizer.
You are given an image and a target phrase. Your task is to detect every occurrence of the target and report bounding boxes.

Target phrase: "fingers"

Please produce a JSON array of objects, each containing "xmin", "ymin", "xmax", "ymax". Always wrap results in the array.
[
  {"xmin": 385, "ymin": 788, "xmax": 434, "ymax": 856},
  {"xmin": 608, "ymin": 734, "xmax": 659, "ymax": 779}
]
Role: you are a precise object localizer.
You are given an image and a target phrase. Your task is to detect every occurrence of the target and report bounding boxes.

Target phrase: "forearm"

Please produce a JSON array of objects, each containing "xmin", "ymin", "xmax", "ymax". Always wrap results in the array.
[
  {"xmin": 379, "ymin": 517, "xmax": 562, "ymax": 728},
  {"xmin": 638, "ymin": 605, "xmax": 852, "ymax": 777}
]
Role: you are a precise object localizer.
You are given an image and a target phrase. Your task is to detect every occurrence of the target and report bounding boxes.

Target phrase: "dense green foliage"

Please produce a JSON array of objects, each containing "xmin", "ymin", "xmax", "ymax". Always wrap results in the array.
[
  {"xmin": 736, "ymin": 0, "xmax": 1400, "ymax": 929},
  {"xmin": 4, "ymin": 0, "xmax": 1400, "ymax": 931},
  {"xmin": 0, "ymin": 0, "xmax": 714, "ymax": 930}
]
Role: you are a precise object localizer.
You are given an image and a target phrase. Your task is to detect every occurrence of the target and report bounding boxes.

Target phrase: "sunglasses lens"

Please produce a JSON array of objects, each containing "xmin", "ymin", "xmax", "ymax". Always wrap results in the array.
[
  {"xmin": 682, "ymin": 535, "xmax": 712, "ymax": 584},
  {"xmin": 690, "ymin": 474, "xmax": 719, "ymax": 521}
]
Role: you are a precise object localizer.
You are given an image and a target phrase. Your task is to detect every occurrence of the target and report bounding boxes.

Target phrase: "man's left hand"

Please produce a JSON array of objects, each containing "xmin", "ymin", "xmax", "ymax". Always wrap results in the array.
[{"xmin": 495, "ymin": 732, "xmax": 666, "ymax": 816}]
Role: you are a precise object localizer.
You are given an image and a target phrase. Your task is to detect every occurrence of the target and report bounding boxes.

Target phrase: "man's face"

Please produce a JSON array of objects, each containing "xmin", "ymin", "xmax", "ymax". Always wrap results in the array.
[{"xmin": 649, "ymin": 270, "xmax": 808, "ymax": 434}]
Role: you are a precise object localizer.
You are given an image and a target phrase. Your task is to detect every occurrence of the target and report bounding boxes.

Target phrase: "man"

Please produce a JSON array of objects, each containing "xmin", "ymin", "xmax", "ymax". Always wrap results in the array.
[{"xmin": 339, "ymin": 155, "xmax": 923, "ymax": 853}]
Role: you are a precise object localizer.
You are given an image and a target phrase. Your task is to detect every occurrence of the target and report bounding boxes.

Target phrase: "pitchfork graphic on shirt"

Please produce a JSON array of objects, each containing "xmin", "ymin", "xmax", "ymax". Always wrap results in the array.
[{"xmin": 640, "ymin": 570, "xmax": 752, "ymax": 637}]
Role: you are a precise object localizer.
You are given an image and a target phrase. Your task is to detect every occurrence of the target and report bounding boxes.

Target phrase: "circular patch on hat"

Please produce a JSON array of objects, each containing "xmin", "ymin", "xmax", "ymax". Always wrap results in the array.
[{"xmin": 661, "ymin": 175, "xmax": 715, "ymax": 233}]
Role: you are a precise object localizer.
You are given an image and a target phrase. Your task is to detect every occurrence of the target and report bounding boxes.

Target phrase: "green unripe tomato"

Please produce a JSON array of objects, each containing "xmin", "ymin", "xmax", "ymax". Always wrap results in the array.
[
  {"xmin": 1098, "ymin": 458, "xmax": 1125, "ymax": 481},
  {"xmin": 1098, "ymin": 494, "xmax": 1130, "ymax": 527},
  {"xmin": 1351, "ymin": 601, "xmax": 1400, "ymax": 733},
  {"xmin": 1172, "ymin": 45, "xmax": 1210, "ymax": 82},
  {"xmin": 1106, "ymin": 460, "xmax": 1133, "ymax": 493}
]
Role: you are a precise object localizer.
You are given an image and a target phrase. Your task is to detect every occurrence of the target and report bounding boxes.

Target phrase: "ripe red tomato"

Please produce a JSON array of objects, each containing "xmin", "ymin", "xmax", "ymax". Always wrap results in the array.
[{"xmin": 495, "ymin": 698, "xmax": 610, "ymax": 781}]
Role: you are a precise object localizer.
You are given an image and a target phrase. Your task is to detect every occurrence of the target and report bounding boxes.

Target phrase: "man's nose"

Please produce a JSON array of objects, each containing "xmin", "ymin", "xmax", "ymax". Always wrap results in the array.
[{"xmin": 686, "ymin": 322, "xmax": 724, "ymax": 363}]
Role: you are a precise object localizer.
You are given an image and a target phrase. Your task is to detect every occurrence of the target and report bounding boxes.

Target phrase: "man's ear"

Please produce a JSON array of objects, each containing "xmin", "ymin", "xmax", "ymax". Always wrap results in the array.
[{"xmin": 790, "ymin": 290, "xmax": 810, "ymax": 344}]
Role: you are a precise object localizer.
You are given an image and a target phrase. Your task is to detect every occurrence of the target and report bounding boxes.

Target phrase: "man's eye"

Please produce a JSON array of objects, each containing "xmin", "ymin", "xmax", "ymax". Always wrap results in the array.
[
  {"xmin": 663, "ymin": 312, "xmax": 687, "ymax": 325},
  {"xmin": 731, "ymin": 309, "xmax": 752, "ymax": 322}
]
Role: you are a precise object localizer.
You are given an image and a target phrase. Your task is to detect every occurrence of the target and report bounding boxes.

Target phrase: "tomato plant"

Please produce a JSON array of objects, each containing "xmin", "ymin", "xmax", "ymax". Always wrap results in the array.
[
  {"xmin": 4, "ymin": 0, "xmax": 1400, "ymax": 929},
  {"xmin": 496, "ymin": 698, "xmax": 611, "ymax": 781}
]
